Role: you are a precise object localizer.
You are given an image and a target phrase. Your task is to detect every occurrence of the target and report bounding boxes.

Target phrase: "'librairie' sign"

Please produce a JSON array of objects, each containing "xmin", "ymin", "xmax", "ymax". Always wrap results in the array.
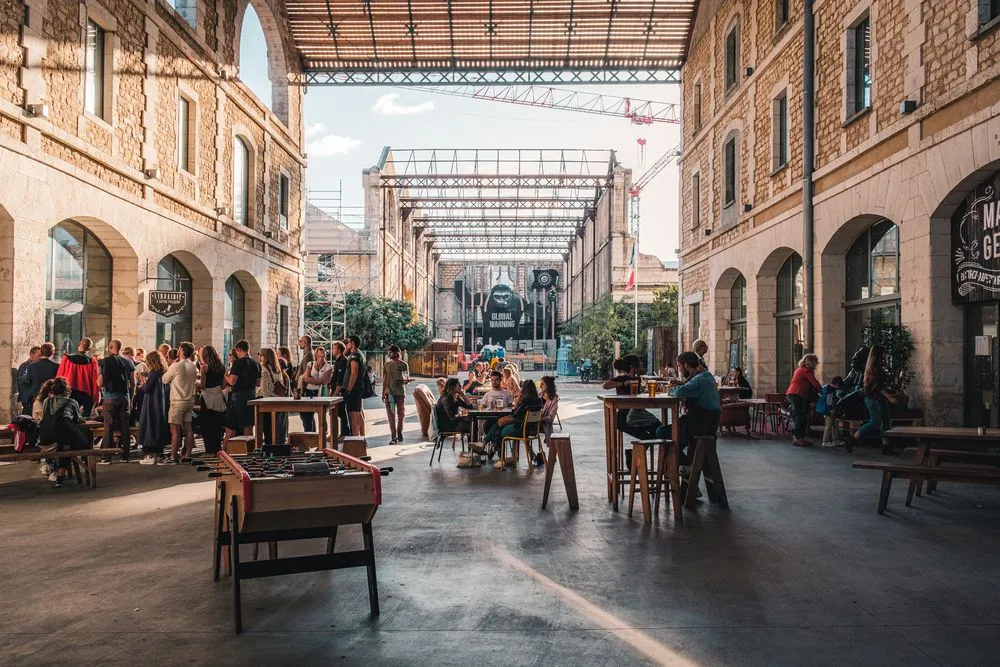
[
  {"xmin": 148, "ymin": 290, "xmax": 188, "ymax": 317},
  {"xmin": 953, "ymin": 171, "xmax": 1000, "ymax": 303}
]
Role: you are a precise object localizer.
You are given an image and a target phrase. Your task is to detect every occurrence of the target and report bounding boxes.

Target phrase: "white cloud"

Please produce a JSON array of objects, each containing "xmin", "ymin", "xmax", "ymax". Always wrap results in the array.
[
  {"xmin": 305, "ymin": 122, "xmax": 327, "ymax": 138},
  {"xmin": 307, "ymin": 134, "xmax": 361, "ymax": 157},
  {"xmin": 372, "ymin": 93, "xmax": 435, "ymax": 116}
]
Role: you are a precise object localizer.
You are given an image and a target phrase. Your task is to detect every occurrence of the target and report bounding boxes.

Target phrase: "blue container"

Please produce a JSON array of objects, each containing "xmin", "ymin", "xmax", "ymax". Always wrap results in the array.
[{"xmin": 556, "ymin": 344, "xmax": 577, "ymax": 376}]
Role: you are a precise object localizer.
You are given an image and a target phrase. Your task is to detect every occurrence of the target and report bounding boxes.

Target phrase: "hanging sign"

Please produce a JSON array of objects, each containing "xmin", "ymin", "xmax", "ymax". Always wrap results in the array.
[
  {"xmin": 953, "ymin": 172, "xmax": 1000, "ymax": 303},
  {"xmin": 148, "ymin": 290, "xmax": 188, "ymax": 317}
]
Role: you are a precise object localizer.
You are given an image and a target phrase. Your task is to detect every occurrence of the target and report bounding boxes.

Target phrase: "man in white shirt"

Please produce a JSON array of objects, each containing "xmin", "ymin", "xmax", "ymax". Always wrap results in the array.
[
  {"xmin": 479, "ymin": 371, "xmax": 513, "ymax": 409},
  {"xmin": 162, "ymin": 341, "xmax": 198, "ymax": 464}
]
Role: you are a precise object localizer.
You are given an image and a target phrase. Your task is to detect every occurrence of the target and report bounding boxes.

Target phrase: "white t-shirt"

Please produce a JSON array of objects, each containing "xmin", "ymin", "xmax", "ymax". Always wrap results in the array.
[{"xmin": 479, "ymin": 388, "xmax": 513, "ymax": 409}]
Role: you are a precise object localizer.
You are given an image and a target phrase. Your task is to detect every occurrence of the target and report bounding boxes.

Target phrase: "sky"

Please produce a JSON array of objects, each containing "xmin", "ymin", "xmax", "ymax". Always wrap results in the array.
[{"xmin": 239, "ymin": 8, "xmax": 682, "ymax": 261}]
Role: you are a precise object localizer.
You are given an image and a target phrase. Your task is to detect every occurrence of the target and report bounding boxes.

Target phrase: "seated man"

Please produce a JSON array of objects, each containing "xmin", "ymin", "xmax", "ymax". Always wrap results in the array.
[
  {"xmin": 659, "ymin": 351, "xmax": 722, "ymax": 464},
  {"xmin": 479, "ymin": 371, "xmax": 513, "ymax": 409},
  {"xmin": 463, "ymin": 370, "xmax": 483, "ymax": 395}
]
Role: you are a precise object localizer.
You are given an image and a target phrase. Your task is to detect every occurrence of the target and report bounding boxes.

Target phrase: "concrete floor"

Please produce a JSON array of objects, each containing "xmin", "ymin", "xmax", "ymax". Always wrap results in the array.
[{"xmin": 2, "ymin": 384, "xmax": 1000, "ymax": 666}]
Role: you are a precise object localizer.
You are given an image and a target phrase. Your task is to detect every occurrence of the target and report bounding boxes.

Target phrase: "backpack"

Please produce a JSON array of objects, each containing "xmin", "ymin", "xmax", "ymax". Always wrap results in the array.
[
  {"xmin": 360, "ymin": 363, "xmax": 376, "ymax": 399},
  {"xmin": 816, "ymin": 385, "xmax": 831, "ymax": 415}
]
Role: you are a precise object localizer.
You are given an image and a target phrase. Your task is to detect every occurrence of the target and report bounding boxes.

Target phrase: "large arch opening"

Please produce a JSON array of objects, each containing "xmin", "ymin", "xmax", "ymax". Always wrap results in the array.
[
  {"xmin": 223, "ymin": 270, "xmax": 263, "ymax": 353},
  {"xmin": 153, "ymin": 251, "xmax": 213, "ymax": 349},
  {"xmin": 757, "ymin": 247, "xmax": 801, "ymax": 391},
  {"xmin": 714, "ymin": 268, "xmax": 747, "ymax": 376},
  {"xmin": 234, "ymin": 0, "xmax": 290, "ymax": 124}
]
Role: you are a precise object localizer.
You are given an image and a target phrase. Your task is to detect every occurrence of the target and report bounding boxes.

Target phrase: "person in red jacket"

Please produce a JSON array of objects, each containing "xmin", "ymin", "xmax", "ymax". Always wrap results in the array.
[
  {"xmin": 785, "ymin": 353, "xmax": 822, "ymax": 447},
  {"xmin": 57, "ymin": 338, "xmax": 101, "ymax": 417}
]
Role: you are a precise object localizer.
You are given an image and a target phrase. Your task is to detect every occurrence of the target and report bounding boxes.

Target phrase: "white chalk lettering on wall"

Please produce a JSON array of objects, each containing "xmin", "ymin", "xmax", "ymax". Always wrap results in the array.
[{"xmin": 953, "ymin": 177, "xmax": 1000, "ymax": 303}]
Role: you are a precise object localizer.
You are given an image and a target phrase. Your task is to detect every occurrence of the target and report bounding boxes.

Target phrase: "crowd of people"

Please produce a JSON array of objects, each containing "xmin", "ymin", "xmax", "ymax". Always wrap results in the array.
[{"xmin": 14, "ymin": 333, "xmax": 377, "ymax": 485}]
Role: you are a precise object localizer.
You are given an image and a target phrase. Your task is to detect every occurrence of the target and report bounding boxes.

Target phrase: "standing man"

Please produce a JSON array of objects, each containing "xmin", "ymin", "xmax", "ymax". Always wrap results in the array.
[
  {"xmin": 57, "ymin": 338, "xmax": 101, "ymax": 417},
  {"xmin": 343, "ymin": 335, "xmax": 367, "ymax": 437},
  {"xmin": 295, "ymin": 334, "xmax": 314, "ymax": 430},
  {"xmin": 693, "ymin": 339, "xmax": 709, "ymax": 374},
  {"xmin": 24, "ymin": 343, "xmax": 59, "ymax": 414},
  {"xmin": 381, "ymin": 344, "xmax": 409, "ymax": 444},
  {"xmin": 16, "ymin": 346, "xmax": 41, "ymax": 415},
  {"xmin": 330, "ymin": 340, "xmax": 351, "ymax": 438},
  {"xmin": 161, "ymin": 342, "xmax": 197, "ymax": 464},
  {"xmin": 225, "ymin": 339, "xmax": 260, "ymax": 440},
  {"xmin": 98, "ymin": 340, "xmax": 136, "ymax": 462}
]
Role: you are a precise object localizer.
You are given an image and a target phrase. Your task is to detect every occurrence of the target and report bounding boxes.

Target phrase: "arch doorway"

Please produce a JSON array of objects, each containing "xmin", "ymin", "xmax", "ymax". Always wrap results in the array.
[
  {"xmin": 45, "ymin": 220, "xmax": 112, "ymax": 358},
  {"xmin": 845, "ymin": 219, "xmax": 900, "ymax": 357},
  {"xmin": 224, "ymin": 274, "xmax": 246, "ymax": 354},
  {"xmin": 775, "ymin": 253, "xmax": 804, "ymax": 390},
  {"xmin": 155, "ymin": 254, "xmax": 193, "ymax": 348}
]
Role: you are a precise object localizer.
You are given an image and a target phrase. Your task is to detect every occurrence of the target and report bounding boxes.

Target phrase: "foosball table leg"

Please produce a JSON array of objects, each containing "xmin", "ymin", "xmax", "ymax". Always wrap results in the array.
[
  {"xmin": 213, "ymin": 482, "xmax": 226, "ymax": 582},
  {"xmin": 230, "ymin": 496, "xmax": 243, "ymax": 634},
  {"xmin": 362, "ymin": 521, "xmax": 379, "ymax": 617}
]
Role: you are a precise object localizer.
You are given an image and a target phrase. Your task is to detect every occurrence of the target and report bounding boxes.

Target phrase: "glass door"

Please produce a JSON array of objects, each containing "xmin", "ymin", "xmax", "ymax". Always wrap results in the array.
[{"xmin": 964, "ymin": 303, "xmax": 1000, "ymax": 428}]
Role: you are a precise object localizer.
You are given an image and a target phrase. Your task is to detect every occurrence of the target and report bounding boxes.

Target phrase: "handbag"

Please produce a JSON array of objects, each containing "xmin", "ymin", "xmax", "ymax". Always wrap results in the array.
[
  {"xmin": 201, "ymin": 385, "xmax": 227, "ymax": 412},
  {"xmin": 273, "ymin": 369, "xmax": 289, "ymax": 398}
]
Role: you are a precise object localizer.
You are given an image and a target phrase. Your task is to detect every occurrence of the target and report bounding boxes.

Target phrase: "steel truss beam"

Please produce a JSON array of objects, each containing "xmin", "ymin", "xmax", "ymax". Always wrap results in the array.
[
  {"xmin": 424, "ymin": 230, "xmax": 577, "ymax": 240},
  {"xmin": 380, "ymin": 174, "xmax": 610, "ymax": 189},
  {"xmin": 403, "ymin": 198, "xmax": 594, "ymax": 210},
  {"xmin": 303, "ymin": 68, "xmax": 681, "ymax": 86}
]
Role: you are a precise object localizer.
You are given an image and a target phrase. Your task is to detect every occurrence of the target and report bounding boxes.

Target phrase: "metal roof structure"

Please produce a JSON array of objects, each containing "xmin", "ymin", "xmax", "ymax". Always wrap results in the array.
[
  {"xmin": 287, "ymin": 0, "xmax": 697, "ymax": 85},
  {"xmin": 377, "ymin": 148, "xmax": 618, "ymax": 260}
]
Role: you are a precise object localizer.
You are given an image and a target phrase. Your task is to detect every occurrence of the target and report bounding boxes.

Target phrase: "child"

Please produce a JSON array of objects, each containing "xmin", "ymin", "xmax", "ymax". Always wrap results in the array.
[{"xmin": 817, "ymin": 376, "xmax": 844, "ymax": 447}]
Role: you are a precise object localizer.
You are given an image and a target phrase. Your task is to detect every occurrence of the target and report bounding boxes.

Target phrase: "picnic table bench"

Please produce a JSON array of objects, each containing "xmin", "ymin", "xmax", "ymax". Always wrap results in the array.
[
  {"xmin": 853, "ymin": 460, "xmax": 1000, "ymax": 514},
  {"xmin": 0, "ymin": 447, "xmax": 123, "ymax": 488}
]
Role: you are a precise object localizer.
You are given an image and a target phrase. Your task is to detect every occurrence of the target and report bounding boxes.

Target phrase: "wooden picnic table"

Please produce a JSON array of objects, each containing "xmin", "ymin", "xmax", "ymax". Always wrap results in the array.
[
  {"xmin": 886, "ymin": 426, "xmax": 1000, "ymax": 503},
  {"xmin": 247, "ymin": 397, "xmax": 343, "ymax": 452},
  {"xmin": 599, "ymin": 394, "xmax": 683, "ymax": 521}
]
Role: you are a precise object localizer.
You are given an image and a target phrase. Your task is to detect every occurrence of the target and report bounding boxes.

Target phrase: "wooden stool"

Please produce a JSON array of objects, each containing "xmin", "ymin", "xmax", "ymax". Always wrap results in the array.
[
  {"xmin": 342, "ymin": 436, "xmax": 368, "ymax": 459},
  {"xmin": 224, "ymin": 435, "xmax": 256, "ymax": 455},
  {"xmin": 288, "ymin": 432, "xmax": 320, "ymax": 452},
  {"xmin": 683, "ymin": 436, "xmax": 729, "ymax": 510},
  {"xmin": 627, "ymin": 439, "xmax": 672, "ymax": 522},
  {"xmin": 542, "ymin": 435, "xmax": 579, "ymax": 510}
]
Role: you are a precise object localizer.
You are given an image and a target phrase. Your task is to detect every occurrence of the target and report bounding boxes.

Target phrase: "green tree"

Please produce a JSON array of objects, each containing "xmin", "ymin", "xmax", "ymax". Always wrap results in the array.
[
  {"xmin": 649, "ymin": 285, "xmax": 679, "ymax": 328},
  {"xmin": 570, "ymin": 296, "xmax": 653, "ymax": 377},
  {"xmin": 304, "ymin": 289, "xmax": 429, "ymax": 351}
]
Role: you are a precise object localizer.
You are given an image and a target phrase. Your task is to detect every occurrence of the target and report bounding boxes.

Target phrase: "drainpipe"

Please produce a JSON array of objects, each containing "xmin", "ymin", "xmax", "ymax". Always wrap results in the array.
[{"xmin": 803, "ymin": 0, "xmax": 816, "ymax": 353}]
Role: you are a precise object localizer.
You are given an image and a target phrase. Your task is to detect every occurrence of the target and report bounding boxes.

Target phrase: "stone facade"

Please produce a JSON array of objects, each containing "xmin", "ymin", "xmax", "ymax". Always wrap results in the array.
[
  {"xmin": 0, "ymin": 0, "xmax": 305, "ymax": 418},
  {"xmin": 679, "ymin": 0, "xmax": 1000, "ymax": 423}
]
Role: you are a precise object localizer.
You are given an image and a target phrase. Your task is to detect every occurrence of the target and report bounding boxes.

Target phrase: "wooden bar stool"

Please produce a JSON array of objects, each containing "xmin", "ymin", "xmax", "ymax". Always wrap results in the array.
[
  {"xmin": 342, "ymin": 436, "xmax": 368, "ymax": 459},
  {"xmin": 627, "ymin": 439, "xmax": 673, "ymax": 522},
  {"xmin": 542, "ymin": 435, "xmax": 579, "ymax": 510},
  {"xmin": 683, "ymin": 436, "xmax": 730, "ymax": 510}
]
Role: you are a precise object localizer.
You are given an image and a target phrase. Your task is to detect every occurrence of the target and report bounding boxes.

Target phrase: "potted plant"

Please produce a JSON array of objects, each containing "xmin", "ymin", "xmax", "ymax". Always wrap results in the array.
[{"xmin": 861, "ymin": 318, "xmax": 916, "ymax": 410}]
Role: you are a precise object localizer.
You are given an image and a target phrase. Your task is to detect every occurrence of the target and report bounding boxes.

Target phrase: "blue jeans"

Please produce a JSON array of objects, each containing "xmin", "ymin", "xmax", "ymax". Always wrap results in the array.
[{"xmin": 858, "ymin": 396, "xmax": 890, "ymax": 442}]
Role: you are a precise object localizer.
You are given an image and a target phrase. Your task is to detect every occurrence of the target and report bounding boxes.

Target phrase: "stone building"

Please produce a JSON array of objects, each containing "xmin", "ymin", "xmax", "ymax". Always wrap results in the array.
[
  {"xmin": 0, "ymin": 0, "xmax": 306, "ymax": 416},
  {"xmin": 678, "ymin": 0, "xmax": 1000, "ymax": 424}
]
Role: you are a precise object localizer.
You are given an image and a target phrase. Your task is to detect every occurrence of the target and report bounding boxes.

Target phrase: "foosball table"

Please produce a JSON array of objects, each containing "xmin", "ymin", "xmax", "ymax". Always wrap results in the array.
[{"xmin": 210, "ymin": 448, "xmax": 388, "ymax": 633}]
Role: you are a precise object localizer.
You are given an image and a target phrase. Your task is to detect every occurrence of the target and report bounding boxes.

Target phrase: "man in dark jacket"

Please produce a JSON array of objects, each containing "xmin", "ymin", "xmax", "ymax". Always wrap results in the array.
[
  {"xmin": 23, "ymin": 343, "xmax": 59, "ymax": 414},
  {"xmin": 16, "ymin": 346, "xmax": 41, "ymax": 415}
]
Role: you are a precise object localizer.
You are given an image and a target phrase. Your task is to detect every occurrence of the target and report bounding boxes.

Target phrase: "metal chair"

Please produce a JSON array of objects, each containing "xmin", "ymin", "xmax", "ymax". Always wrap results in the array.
[
  {"xmin": 429, "ymin": 403, "xmax": 469, "ymax": 465},
  {"xmin": 499, "ymin": 411, "xmax": 543, "ymax": 469}
]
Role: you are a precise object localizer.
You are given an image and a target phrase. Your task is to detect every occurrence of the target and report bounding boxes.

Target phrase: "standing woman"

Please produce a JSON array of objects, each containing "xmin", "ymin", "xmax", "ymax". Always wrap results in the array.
[
  {"xmin": 785, "ymin": 354, "xmax": 821, "ymax": 447},
  {"xmin": 137, "ymin": 351, "xmax": 171, "ymax": 464},
  {"xmin": 277, "ymin": 347, "xmax": 295, "ymax": 379},
  {"xmin": 257, "ymin": 348, "xmax": 290, "ymax": 445},
  {"xmin": 382, "ymin": 345, "xmax": 410, "ymax": 444},
  {"xmin": 198, "ymin": 346, "xmax": 227, "ymax": 456},
  {"xmin": 299, "ymin": 347, "xmax": 333, "ymax": 431},
  {"xmin": 852, "ymin": 345, "xmax": 897, "ymax": 455}
]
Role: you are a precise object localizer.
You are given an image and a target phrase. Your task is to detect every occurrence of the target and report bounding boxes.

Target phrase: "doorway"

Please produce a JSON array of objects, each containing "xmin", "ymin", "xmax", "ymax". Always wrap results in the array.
[{"xmin": 964, "ymin": 303, "xmax": 999, "ymax": 428}]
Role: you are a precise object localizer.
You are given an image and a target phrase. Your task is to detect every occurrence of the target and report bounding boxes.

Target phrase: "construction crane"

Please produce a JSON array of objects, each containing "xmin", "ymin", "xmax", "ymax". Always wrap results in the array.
[
  {"xmin": 410, "ymin": 85, "xmax": 680, "ymax": 125},
  {"xmin": 628, "ymin": 143, "xmax": 682, "ymax": 346}
]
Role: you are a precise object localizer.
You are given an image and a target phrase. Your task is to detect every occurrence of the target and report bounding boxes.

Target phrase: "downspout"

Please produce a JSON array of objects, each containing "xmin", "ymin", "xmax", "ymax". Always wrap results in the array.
[{"xmin": 802, "ymin": 0, "xmax": 816, "ymax": 353}]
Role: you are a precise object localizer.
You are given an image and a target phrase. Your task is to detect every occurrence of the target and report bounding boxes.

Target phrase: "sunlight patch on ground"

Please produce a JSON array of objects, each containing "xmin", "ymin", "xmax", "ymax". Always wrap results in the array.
[
  {"xmin": 80, "ymin": 480, "xmax": 215, "ymax": 518},
  {"xmin": 491, "ymin": 546, "xmax": 699, "ymax": 667}
]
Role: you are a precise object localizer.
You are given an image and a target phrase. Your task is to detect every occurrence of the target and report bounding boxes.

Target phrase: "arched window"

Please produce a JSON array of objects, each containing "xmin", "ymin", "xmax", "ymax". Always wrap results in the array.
[
  {"xmin": 166, "ymin": 0, "xmax": 196, "ymax": 28},
  {"xmin": 224, "ymin": 275, "xmax": 246, "ymax": 354},
  {"xmin": 730, "ymin": 274, "xmax": 748, "ymax": 372},
  {"xmin": 45, "ymin": 221, "xmax": 112, "ymax": 358},
  {"xmin": 238, "ymin": 4, "xmax": 272, "ymax": 109},
  {"xmin": 776, "ymin": 254, "xmax": 804, "ymax": 390},
  {"xmin": 845, "ymin": 219, "xmax": 900, "ymax": 356},
  {"xmin": 233, "ymin": 137, "xmax": 250, "ymax": 226},
  {"xmin": 155, "ymin": 254, "xmax": 193, "ymax": 349}
]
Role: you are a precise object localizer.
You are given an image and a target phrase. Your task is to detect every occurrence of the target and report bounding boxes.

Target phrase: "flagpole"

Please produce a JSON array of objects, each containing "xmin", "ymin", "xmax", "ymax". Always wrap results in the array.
[{"xmin": 634, "ymin": 238, "xmax": 639, "ymax": 350}]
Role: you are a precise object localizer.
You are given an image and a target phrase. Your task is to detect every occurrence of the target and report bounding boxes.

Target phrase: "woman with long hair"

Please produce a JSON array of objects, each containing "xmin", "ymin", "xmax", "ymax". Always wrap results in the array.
[
  {"xmin": 277, "ymin": 346, "xmax": 295, "ymax": 378},
  {"xmin": 485, "ymin": 379, "xmax": 544, "ymax": 466},
  {"xmin": 437, "ymin": 377, "xmax": 473, "ymax": 435},
  {"xmin": 257, "ymin": 347, "xmax": 289, "ymax": 445},
  {"xmin": 785, "ymin": 354, "xmax": 821, "ymax": 447},
  {"xmin": 138, "ymin": 351, "xmax": 170, "ymax": 464},
  {"xmin": 199, "ymin": 345, "xmax": 227, "ymax": 455},
  {"xmin": 299, "ymin": 346, "xmax": 333, "ymax": 432},
  {"xmin": 853, "ymin": 345, "xmax": 897, "ymax": 455},
  {"xmin": 36, "ymin": 377, "xmax": 90, "ymax": 487},
  {"xmin": 500, "ymin": 366, "xmax": 520, "ymax": 402},
  {"xmin": 538, "ymin": 376, "xmax": 560, "ymax": 462}
]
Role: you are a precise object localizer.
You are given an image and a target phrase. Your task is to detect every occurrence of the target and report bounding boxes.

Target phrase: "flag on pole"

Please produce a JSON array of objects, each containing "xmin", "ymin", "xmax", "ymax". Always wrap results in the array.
[{"xmin": 626, "ymin": 242, "xmax": 637, "ymax": 290}]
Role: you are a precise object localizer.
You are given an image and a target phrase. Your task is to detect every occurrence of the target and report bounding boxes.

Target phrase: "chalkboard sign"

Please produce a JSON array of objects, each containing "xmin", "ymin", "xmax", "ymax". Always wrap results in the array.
[{"xmin": 953, "ymin": 170, "xmax": 1000, "ymax": 303}]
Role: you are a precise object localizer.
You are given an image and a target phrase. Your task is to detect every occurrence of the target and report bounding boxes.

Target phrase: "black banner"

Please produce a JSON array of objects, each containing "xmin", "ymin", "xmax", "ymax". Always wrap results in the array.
[
  {"xmin": 149, "ymin": 290, "xmax": 188, "ymax": 317},
  {"xmin": 481, "ymin": 284, "xmax": 524, "ymax": 342},
  {"xmin": 953, "ymin": 171, "xmax": 1000, "ymax": 303}
]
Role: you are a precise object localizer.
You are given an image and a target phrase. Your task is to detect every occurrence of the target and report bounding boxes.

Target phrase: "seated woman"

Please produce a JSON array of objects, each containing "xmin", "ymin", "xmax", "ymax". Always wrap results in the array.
[
  {"xmin": 500, "ymin": 366, "xmax": 520, "ymax": 402},
  {"xmin": 730, "ymin": 366, "xmax": 753, "ymax": 399},
  {"xmin": 437, "ymin": 378, "xmax": 473, "ymax": 436},
  {"xmin": 463, "ymin": 370, "xmax": 483, "ymax": 395},
  {"xmin": 36, "ymin": 377, "xmax": 91, "ymax": 488},
  {"xmin": 538, "ymin": 376, "xmax": 560, "ymax": 460},
  {"xmin": 485, "ymin": 379, "xmax": 544, "ymax": 466}
]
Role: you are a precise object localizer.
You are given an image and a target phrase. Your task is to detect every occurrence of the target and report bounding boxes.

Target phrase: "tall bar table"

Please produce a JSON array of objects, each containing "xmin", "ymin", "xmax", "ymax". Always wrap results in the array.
[{"xmin": 248, "ymin": 396, "xmax": 343, "ymax": 451}]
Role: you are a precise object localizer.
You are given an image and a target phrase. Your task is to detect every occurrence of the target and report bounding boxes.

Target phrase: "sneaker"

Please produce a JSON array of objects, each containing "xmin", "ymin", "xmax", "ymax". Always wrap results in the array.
[
  {"xmin": 792, "ymin": 439, "xmax": 812, "ymax": 447},
  {"xmin": 97, "ymin": 458, "xmax": 112, "ymax": 465},
  {"xmin": 820, "ymin": 440, "xmax": 836, "ymax": 448},
  {"xmin": 48, "ymin": 472, "xmax": 58, "ymax": 482},
  {"xmin": 388, "ymin": 438, "xmax": 397, "ymax": 445},
  {"xmin": 534, "ymin": 452, "xmax": 546, "ymax": 466},
  {"xmin": 159, "ymin": 457, "xmax": 177, "ymax": 466},
  {"xmin": 53, "ymin": 479, "xmax": 64, "ymax": 488},
  {"xmin": 139, "ymin": 456, "xmax": 157, "ymax": 466},
  {"xmin": 39, "ymin": 462, "xmax": 51, "ymax": 477}
]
